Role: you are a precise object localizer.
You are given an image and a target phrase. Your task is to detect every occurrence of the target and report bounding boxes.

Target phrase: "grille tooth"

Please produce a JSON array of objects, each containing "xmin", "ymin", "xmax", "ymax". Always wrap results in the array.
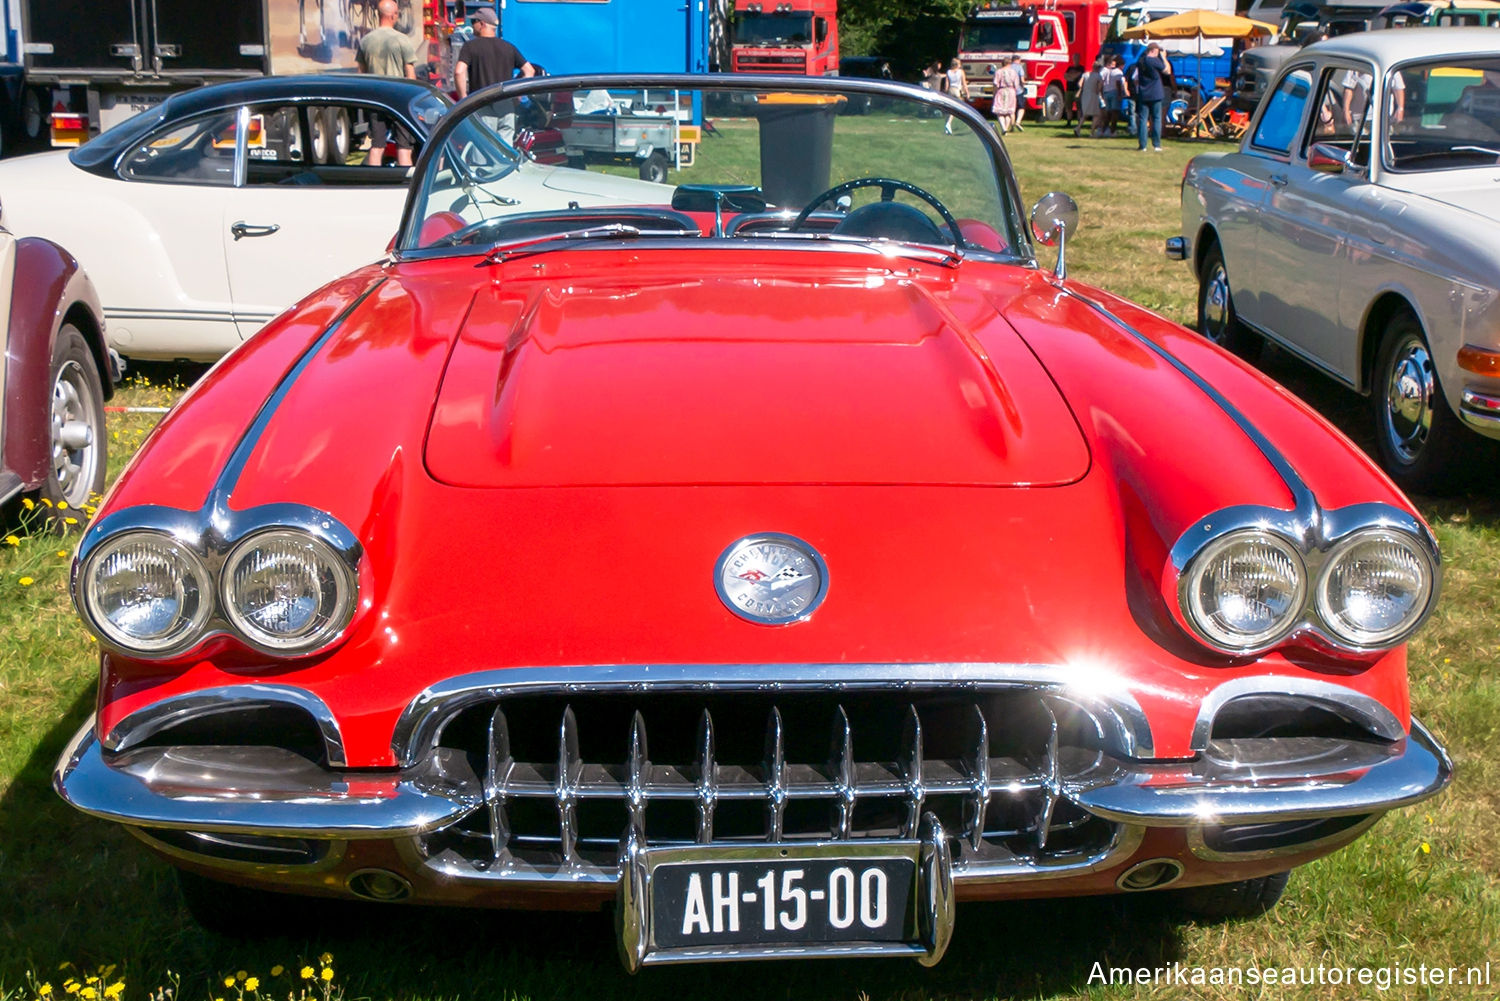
[
  {"xmin": 1035, "ymin": 702, "xmax": 1061, "ymax": 852},
  {"xmin": 764, "ymin": 707, "xmax": 787, "ymax": 841},
  {"xmin": 626, "ymin": 710, "xmax": 648, "ymax": 836},
  {"xmin": 828, "ymin": 705, "xmax": 854, "ymax": 840},
  {"xmin": 899, "ymin": 705, "xmax": 924, "ymax": 837},
  {"xmin": 962, "ymin": 704, "xmax": 991, "ymax": 851},
  {"xmin": 557, "ymin": 705, "xmax": 582, "ymax": 865},
  {"xmin": 696, "ymin": 709, "xmax": 717, "ymax": 844},
  {"xmin": 485, "ymin": 705, "xmax": 512, "ymax": 865}
]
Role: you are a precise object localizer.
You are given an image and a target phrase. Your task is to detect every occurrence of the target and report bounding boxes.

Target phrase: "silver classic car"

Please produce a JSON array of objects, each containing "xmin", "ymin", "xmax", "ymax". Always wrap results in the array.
[{"xmin": 1172, "ymin": 29, "xmax": 1500, "ymax": 492}]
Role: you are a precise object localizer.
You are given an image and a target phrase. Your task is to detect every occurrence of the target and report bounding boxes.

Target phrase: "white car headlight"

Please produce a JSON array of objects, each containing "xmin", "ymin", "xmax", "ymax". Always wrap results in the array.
[
  {"xmin": 82, "ymin": 532, "xmax": 212, "ymax": 653},
  {"xmin": 222, "ymin": 530, "xmax": 356, "ymax": 653},
  {"xmin": 1316, "ymin": 529, "xmax": 1434, "ymax": 648},
  {"xmin": 1181, "ymin": 531, "xmax": 1306, "ymax": 652}
]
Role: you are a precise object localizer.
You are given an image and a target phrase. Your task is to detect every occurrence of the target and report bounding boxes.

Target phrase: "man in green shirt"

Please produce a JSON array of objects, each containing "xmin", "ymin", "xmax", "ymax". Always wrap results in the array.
[{"xmin": 357, "ymin": 0, "xmax": 417, "ymax": 166}]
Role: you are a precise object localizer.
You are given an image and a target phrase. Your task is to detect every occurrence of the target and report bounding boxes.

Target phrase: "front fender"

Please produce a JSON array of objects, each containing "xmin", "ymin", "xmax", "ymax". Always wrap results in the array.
[{"xmin": 3, "ymin": 236, "xmax": 108, "ymax": 491}]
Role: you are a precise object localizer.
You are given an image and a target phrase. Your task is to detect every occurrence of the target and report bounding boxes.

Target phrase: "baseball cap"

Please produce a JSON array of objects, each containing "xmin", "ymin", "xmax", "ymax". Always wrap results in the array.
[{"xmin": 471, "ymin": 8, "xmax": 498, "ymax": 25}]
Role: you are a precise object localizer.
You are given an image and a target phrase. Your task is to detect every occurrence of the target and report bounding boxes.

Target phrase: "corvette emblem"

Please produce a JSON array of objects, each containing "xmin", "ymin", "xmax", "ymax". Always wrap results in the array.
[{"xmin": 715, "ymin": 533, "xmax": 829, "ymax": 625}]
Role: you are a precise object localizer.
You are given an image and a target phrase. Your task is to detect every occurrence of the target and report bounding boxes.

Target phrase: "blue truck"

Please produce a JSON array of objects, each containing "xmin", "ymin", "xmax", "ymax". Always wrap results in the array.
[
  {"xmin": 494, "ymin": 0, "xmax": 714, "ymax": 75},
  {"xmin": 1100, "ymin": 1, "xmax": 1238, "ymax": 106}
]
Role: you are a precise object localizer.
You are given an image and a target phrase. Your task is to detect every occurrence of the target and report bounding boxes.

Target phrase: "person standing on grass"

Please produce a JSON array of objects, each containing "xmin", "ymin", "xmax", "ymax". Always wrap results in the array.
[
  {"xmin": 357, "ymin": 0, "xmax": 416, "ymax": 167},
  {"xmin": 991, "ymin": 59, "xmax": 1018, "ymax": 133},
  {"xmin": 1008, "ymin": 57, "xmax": 1027, "ymax": 132},
  {"xmin": 1080, "ymin": 56, "xmax": 1104, "ymax": 137},
  {"xmin": 1103, "ymin": 55, "xmax": 1126, "ymax": 136},
  {"xmin": 944, "ymin": 58, "xmax": 969, "ymax": 134},
  {"xmin": 1130, "ymin": 41, "xmax": 1172, "ymax": 152},
  {"xmin": 455, "ymin": 7, "xmax": 535, "ymax": 144}
]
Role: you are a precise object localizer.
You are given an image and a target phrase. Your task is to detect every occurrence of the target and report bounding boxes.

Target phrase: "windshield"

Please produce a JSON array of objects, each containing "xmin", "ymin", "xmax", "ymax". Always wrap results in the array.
[
  {"xmin": 733, "ymin": 14, "xmax": 814, "ymax": 45},
  {"xmin": 961, "ymin": 21, "xmax": 1034, "ymax": 51},
  {"xmin": 1386, "ymin": 58, "xmax": 1500, "ymax": 171},
  {"xmin": 402, "ymin": 79, "xmax": 1020, "ymax": 260}
]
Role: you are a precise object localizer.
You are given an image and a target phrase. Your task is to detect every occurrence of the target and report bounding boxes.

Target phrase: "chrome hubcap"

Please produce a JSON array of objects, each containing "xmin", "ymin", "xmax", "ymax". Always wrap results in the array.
[
  {"xmin": 1383, "ymin": 336, "xmax": 1435, "ymax": 465},
  {"xmin": 1201, "ymin": 264, "xmax": 1231, "ymax": 344},
  {"xmin": 50, "ymin": 360, "xmax": 100, "ymax": 507}
]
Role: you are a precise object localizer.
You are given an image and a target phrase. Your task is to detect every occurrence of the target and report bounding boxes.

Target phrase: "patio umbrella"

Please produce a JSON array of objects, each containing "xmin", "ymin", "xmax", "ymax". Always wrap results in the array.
[{"xmin": 1121, "ymin": 10, "xmax": 1277, "ymax": 109}]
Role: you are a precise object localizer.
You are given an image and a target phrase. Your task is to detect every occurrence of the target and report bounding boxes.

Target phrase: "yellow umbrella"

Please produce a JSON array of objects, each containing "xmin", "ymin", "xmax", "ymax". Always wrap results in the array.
[{"xmin": 1120, "ymin": 9, "xmax": 1277, "ymax": 38}]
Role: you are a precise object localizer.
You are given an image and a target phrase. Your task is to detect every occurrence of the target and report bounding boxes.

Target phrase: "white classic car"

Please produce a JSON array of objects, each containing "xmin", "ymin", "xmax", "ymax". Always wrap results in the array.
[
  {"xmin": 0, "ymin": 75, "xmax": 669, "ymax": 362},
  {"xmin": 1172, "ymin": 29, "xmax": 1500, "ymax": 492}
]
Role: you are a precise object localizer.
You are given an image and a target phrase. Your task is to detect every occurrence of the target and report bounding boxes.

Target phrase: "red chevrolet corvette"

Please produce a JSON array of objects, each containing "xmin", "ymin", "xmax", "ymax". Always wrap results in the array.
[{"xmin": 56, "ymin": 75, "xmax": 1450, "ymax": 969}]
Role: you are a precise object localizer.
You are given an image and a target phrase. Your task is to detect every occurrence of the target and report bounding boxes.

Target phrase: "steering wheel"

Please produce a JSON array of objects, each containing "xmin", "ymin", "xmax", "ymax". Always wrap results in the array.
[{"xmin": 789, "ymin": 177, "xmax": 964, "ymax": 246}]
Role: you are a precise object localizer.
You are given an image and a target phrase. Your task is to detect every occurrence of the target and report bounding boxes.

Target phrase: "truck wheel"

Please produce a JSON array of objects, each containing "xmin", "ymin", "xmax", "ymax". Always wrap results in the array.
[
  {"xmin": 1043, "ymin": 84, "xmax": 1066, "ymax": 122},
  {"xmin": 1195, "ymin": 242, "xmax": 1260, "ymax": 361},
  {"xmin": 566, "ymin": 154, "xmax": 587, "ymax": 171},
  {"xmin": 309, "ymin": 109, "xmax": 331, "ymax": 164},
  {"xmin": 639, "ymin": 151, "xmax": 669, "ymax": 184},
  {"xmin": 23, "ymin": 87, "xmax": 45, "ymax": 141},
  {"xmin": 1173, "ymin": 871, "xmax": 1290, "ymax": 921},
  {"xmin": 1371, "ymin": 310, "xmax": 1485, "ymax": 494},
  {"xmin": 38, "ymin": 325, "xmax": 108, "ymax": 515},
  {"xmin": 325, "ymin": 107, "xmax": 351, "ymax": 164}
]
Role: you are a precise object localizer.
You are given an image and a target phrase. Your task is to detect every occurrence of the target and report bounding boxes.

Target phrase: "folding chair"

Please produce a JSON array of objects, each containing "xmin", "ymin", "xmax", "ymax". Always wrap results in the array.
[
  {"xmin": 1222, "ymin": 109, "xmax": 1250, "ymax": 140},
  {"xmin": 1180, "ymin": 95, "xmax": 1226, "ymax": 139}
]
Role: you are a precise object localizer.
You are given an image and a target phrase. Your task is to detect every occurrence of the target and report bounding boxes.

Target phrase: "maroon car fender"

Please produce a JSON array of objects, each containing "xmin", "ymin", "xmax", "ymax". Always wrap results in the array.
[{"xmin": 4, "ymin": 236, "xmax": 109, "ymax": 490}]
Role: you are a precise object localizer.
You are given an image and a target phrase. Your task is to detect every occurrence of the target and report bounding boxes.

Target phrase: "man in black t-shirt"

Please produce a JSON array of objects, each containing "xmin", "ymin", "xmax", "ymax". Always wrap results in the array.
[{"xmin": 456, "ymin": 8, "xmax": 535, "ymax": 143}]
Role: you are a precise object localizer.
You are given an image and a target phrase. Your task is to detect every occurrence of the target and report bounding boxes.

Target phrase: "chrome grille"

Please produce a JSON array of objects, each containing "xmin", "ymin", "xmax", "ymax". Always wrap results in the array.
[{"xmin": 417, "ymin": 691, "xmax": 1124, "ymax": 881}]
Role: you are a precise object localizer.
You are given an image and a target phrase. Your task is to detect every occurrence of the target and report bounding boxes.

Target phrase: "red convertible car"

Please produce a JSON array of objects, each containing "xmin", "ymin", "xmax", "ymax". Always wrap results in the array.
[{"xmin": 56, "ymin": 75, "xmax": 1450, "ymax": 969}]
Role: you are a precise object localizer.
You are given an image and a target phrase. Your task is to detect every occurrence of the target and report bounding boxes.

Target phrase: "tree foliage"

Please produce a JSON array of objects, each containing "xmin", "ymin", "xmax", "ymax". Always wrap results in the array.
[{"xmin": 839, "ymin": 0, "xmax": 972, "ymax": 77}]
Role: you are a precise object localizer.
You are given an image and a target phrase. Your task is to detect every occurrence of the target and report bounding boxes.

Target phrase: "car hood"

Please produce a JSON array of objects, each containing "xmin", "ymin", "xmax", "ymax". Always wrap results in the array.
[
  {"xmin": 1396, "ymin": 180, "xmax": 1500, "ymax": 222},
  {"xmin": 423, "ymin": 270, "xmax": 1092, "ymax": 487}
]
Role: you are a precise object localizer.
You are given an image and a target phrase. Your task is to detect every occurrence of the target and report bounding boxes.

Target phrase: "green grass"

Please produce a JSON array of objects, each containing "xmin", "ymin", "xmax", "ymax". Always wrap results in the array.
[{"xmin": 1, "ymin": 121, "xmax": 1497, "ymax": 1000}]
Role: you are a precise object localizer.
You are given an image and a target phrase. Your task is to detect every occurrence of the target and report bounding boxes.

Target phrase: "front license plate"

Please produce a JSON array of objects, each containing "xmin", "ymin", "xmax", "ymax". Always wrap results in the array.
[{"xmin": 651, "ymin": 854, "xmax": 916, "ymax": 949}]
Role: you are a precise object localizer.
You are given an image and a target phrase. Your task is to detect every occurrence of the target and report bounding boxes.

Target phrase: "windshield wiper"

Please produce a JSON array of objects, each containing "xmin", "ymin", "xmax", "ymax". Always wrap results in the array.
[{"xmin": 479, "ymin": 224, "xmax": 691, "ymax": 265}]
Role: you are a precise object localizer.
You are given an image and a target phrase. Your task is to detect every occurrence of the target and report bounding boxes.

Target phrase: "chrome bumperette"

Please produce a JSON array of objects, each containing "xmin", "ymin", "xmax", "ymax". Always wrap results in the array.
[
  {"xmin": 102, "ymin": 683, "xmax": 349, "ymax": 767},
  {"xmin": 1164, "ymin": 236, "xmax": 1187, "ymax": 261},
  {"xmin": 1460, "ymin": 387, "xmax": 1500, "ymax": 430},
  {"xmin": 1164, "ymin": 501, "xmax": 1441, "ymax": 656},
  {"xmin": 128, "ymin": 826, "xmax": 351, "ymax": 874},
  {"xmin": 1188, "ymin": 675, "xmax": 1405, "ymax": 752},
  {"xmin": 1186, "ymin": 813, "xmax": 1381, "ymax": 863}
]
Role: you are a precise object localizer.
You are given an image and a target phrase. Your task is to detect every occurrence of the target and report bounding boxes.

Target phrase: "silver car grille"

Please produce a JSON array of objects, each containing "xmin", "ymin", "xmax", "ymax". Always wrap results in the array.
[{"xmin": 416, "ymin": 691, "xmax": 1126, "ymax": 882}]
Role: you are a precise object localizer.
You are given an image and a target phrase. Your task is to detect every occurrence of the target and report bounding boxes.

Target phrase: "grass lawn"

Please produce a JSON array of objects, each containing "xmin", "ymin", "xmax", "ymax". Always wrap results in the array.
[{"xmin": 1, "ymin": 120, "xmax": 1496, "ymax": 1000}]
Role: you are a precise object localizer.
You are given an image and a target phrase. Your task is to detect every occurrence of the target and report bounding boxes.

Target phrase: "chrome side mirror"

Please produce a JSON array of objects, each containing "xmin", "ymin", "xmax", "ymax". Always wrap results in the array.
[
  {"xmin": 1030, "ymin": 191, "xmax": 1079, "ymax": 279},
  {"xmin": 1308, "ymin": 142, "xmax": 1351, "ymax": 174}
]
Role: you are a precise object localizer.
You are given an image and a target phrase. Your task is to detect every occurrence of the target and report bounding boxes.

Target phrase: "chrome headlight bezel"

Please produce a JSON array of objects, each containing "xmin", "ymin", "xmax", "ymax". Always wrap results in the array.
[
  {"xmin": 79, "ymin": 530, "xmax": 215, "ymax": 655},
  {"xmin": 1177, "ymin": 529, "xmax": 1307, "ymax": 654},
  {"xmin": 1167, "ymin": 502, "xmax": 1440, "ymax": 657},
  {"xmin": 1315, "ymin": 527, "xmax": 1438, "ymax": 650},
  {"xmin": 72, "ymin": 504, "xmax": 362, "ymax": 660},
  {"xmin": 221, "ymin": 529, "xmax": 359, "ymax": 655}
]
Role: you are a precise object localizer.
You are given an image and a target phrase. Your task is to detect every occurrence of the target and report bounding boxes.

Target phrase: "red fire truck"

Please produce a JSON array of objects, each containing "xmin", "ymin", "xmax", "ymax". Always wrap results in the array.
[
  {"xmin": 958, "ymin": 0, "xmax": 1108, "ymax": 120},
  {"xmin": 730, "ymin": 0, "xmax": 839, "ymax": 76}
]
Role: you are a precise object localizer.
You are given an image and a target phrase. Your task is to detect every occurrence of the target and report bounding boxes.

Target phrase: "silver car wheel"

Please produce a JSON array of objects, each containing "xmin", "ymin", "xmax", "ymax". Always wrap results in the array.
[
  {"xmin": 1201, "ymin": 262, "xmax": 1233, "ymax": 346},
  {"xmin": 51, "ymin": 358, "xmax": 102, "ymax": 508},
  {"xmin": 1381, "ymin": 333, "xmax": 1435, "ymax": 466}
]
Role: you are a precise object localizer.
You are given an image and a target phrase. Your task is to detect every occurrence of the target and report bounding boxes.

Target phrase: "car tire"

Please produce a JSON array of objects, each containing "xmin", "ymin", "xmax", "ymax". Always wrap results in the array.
[
  {"xmin": 1043, "ymin": 84, "xmax": 1066, "ymax": 121},
  {"xmin": 36, "ymin": 325, "xmax": 107, "ymax": 516},
  {"xmin": 639, "ymin": 151, "xmax": 669, "ymax": 184},
  {"xmin": 1172, "ymin": 871, "xmax": 1290, "ymax": 921},
  {"xmin": 1371, "ymin": 310, "xmax": 1483, "ymax": 495},
  {"xmin": 1196, "ymin": 242, "xmax": 1261, "ymax": 361}
]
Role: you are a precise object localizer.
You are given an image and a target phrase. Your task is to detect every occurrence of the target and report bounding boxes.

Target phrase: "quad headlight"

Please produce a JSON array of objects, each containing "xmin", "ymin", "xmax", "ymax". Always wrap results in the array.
[
  {"xmin": 1180, "ymin": 531, "xmax": 1306, "ymax": 653},
  {"xmin": 81, "ymin": 532, "xmax": 213, "ymax": 653},
  {"xmin": 222, "ymin": 530, "xmax": 356, "ymax": 653},
  {"xmin": 77, "ymin": 512, "xmax": 360, "ymax": 659},
  {"xmin": 1316, "ymin": 529, "xmax": 1435, "ymax": 648}
]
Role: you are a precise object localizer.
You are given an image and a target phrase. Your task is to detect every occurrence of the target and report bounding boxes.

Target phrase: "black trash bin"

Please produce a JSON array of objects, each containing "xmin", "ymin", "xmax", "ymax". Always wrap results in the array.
[{"xmin": 752, "ymin": 95, "xmax": 843, "ymax": 210}]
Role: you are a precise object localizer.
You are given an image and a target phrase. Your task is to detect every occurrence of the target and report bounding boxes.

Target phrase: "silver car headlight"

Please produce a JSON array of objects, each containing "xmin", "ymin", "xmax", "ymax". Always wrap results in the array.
[
  {"xmin": 222, "ymin": 530, "xmax": 357, "ymax": 653},
  {"xmin": 81, "ymin": 532, "xmax": 213, "ymax": 653},
  {"xmin": 1180, "ymin": 530, "xmax": 1306, "ymax": 653},
  {"xmin": 1316, "ymin": 529, "xmax": 1435, "ymax": 648}
]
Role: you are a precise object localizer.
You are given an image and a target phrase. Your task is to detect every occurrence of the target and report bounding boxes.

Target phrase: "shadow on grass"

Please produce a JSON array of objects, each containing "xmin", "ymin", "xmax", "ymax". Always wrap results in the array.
[{"xmin": 4, "ymin": 687, "xmax": 1190, "ymax": 1001}]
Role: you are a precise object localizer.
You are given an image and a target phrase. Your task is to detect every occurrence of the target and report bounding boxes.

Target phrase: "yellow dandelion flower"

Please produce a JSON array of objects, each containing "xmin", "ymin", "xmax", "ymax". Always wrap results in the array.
[
  {"xmin": 57, "ymin": 550, "xmax": 68, "ymax": 557},
  {"xmin": 19, "ymin": 576, "xmax": 34, "ymax": 586},
  {"xmin": 319, "ymin": 969, "xmax": 333, "ymax": 983},
  {"xmin": 4, "ymin": 535, "xmax": 18, "ymax": 546},
  {"xmin": 22, "ymin": 498, "xmax": 34, "ymax": 510},
  {"xmin": 318, "ymin": 954, "xmax": 332, "ymax": 966},
  {"xmin": 41, "ymin": 497, "xmax": 52, "ymax": 507},
  {"xmin": 84, "ymin": 979, "xmax": 97, "ymax": 987},
  {"xmin": 270, "ymin": 967, "xmax": 283, "ymax": 978},
  {"xmin": 79, "ymin": 989, "xmax": 97, "ymax": 1001},
  {"xmin": 1421, "ymin": 842, "xmax": 1431, "ymax": 854},
  {"xmin": 223, "ymin": 977, "xmax": 236, "ymax": 988},
  {"xmin": 57, "ymin": 501, "xmax": 69, "ymax": 510},
  {"xmin": 103, "ymin": 983, "xmax": 124, "ymax": 1000},
  {"xmin": 235, "ymin": 972, "xmax": 247, "ymax": 982},
  {"xmin": 244, "ymin": 977, "xmax": 259, "ymax": 992},
  {"xmin": 299, "ymin": 968, "xmax": 314, "ymax": 981},
  {"xmin": 38, "ymin": 984, "xmax": 54, "ymax": 997},
  {"xmin": 64, "ymin": 517, "xmax": 79, "ymax": 525}
]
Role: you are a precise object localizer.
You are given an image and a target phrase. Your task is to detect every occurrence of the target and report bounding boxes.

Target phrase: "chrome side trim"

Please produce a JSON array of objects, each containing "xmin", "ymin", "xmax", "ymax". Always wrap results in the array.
[
  {"xmin": 102, "ymin": 684, "xmax": 348, "ymax": 768},
  {"xmin": 54, "ymin": 720, "xmax": 480, "ymax": 838},
  {"xmin": 390, "ymin": 663, "xmax": 1158, "ymax": 764},
  {"xmin": 1073, "ymin": 718, "xmax": 1451, "ymax": 827},
  {"xmin": 1188, "ymin": 675, "xmax": 1406, "ymax": 752},
  {"xmin": 1460, "ymin": 388, "xmax": 1500, "ymax": 432},
  {"xmin": 1186, "ymin": 813, "xmax": 1381, "ymax": 863}
]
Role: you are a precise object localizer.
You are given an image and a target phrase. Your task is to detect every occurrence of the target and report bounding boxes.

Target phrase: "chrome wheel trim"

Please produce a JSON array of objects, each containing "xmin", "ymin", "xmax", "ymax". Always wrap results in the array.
[
  {"xmin": 1382, "ymin": 334, "xmax": 1435, "ymax": 466},
  {"xmin": 50, "ymin": 358, "xmax": 101, "ymax": 508},
  {"xmin": 1200, "ymin": 262, "xmax": 1233, "ymax": 345}
]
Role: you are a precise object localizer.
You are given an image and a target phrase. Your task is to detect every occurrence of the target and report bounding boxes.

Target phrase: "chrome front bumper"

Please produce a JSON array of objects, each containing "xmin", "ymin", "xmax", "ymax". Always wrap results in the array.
[{"xmin": 54, "ymin": 715, "xmax": 1452, "ymax": 856}]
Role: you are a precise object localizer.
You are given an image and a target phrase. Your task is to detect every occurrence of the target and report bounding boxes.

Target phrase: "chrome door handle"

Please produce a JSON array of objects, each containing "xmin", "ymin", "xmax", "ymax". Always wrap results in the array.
[
  {"xmin": 1269, "ymin": 173, "xmax": 1288, "ymax": 187},
  {"xmin": 231, "ymin": 221, "xmax": 281, "ymax": 240}
]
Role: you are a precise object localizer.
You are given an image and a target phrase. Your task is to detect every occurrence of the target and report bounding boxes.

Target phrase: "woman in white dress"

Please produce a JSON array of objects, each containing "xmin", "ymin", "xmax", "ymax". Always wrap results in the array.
[{"xmin": 944, "ymin": 58, "xmax": 970, "ymax": 134}]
